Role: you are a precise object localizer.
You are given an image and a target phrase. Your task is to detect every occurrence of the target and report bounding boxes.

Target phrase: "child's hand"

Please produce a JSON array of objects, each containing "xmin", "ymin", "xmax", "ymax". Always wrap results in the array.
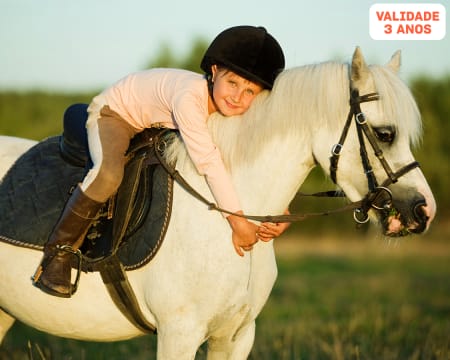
[
  {"xmin": 257, "ymin": 222, "xmax": 290, "ymax": 241},
  {"xmin": 257, "ymin": 209, "xmax": 291, "ymax": 242},
  {"xmin": 227, "ymin": 212, "xmax": 259, "ymax": 257}
]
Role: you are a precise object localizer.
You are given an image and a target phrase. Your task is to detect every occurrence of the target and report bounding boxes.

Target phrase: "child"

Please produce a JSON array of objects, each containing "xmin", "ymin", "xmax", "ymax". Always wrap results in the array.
[{"xmin": 33, "ymin": 25, "xmax": 286, "ymax": 298}]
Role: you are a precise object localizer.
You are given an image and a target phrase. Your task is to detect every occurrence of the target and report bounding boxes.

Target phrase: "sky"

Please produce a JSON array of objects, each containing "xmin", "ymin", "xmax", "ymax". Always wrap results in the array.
[{"xmin": 1, "ymin": 0, "xmax": 448, "ymax": 92}]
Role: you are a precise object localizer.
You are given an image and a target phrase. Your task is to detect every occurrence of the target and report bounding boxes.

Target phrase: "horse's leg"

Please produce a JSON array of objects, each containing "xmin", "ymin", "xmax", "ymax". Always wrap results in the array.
[
  {"xmin": 156, "ymin": 321, "xmax": 206, "ymax": 360},
  {"xmin": 206, "ymin": 321, "xmax": 255, "ymax": 360},
  {"xmin": 0, "ymin": 309, "xmax": 16, "ymax": 344}
]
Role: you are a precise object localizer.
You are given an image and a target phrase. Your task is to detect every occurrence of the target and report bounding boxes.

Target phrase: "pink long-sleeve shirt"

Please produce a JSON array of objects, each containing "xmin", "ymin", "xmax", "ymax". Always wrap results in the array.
[{"xmin": 89, "ymin": 68, "xmax": 241, "ymax": 215}]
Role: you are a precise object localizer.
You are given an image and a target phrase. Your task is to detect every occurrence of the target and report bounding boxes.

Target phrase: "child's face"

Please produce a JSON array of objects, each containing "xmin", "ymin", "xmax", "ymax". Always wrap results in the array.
[{"xmin": 209, "ymin": 65, "xmax": 263, "ymax": 116}]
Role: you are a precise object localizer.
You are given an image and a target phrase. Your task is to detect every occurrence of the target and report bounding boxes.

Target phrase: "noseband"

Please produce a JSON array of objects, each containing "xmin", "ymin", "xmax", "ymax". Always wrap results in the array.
[{"xmin": 329, "ymin": 89, "xmax": 420, "ymax": 223}]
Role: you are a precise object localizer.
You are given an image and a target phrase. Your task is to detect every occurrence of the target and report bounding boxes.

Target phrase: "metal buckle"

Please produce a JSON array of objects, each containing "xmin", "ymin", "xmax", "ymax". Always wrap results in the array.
[
  {"xmin": 353, "ymin": 208, "xmax": 370, "ymax": 224},
  {"xmin": 331, "ymin": 143, "xmax": 343, "ymax": 156},
  {"xmin": 355, "ymin": 112, "xmax": 367, "ymax": 125}
]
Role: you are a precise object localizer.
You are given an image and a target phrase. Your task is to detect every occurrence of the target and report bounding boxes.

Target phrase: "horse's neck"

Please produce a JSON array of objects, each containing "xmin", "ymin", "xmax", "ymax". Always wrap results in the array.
[
  {"xmin": 232, "ymin": 132, "xmax": 314, "ymax": 214},
  {"xmin": 171, "ymin": 63, "xmax": 351, "ymax": 215},
  {"xmin": 230, "ymin": 65, "xmax": 352, "ymax": 213},
  {"xmin": 213, "ymin": 111, "xmax": 315, "ymax": 214}
]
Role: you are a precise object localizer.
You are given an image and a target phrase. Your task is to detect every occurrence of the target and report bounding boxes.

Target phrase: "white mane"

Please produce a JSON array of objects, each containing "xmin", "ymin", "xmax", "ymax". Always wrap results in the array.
[{"xmin": 166, "ymin": 59, "xmax": 422, "ymax": 174}]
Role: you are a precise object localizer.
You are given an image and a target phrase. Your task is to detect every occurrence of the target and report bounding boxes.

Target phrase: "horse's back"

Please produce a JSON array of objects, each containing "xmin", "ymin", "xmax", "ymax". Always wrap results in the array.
[
  {"xmin": 0, "ymin": 136, "xmax": 36, "ymax": 178},
  {"xmin": 0, "ymin": 136, "xmax": 87, "ymax": 246}
]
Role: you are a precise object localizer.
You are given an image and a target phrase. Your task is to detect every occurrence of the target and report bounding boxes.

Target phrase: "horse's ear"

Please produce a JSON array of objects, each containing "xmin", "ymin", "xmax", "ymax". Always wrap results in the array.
[
  {"xmin": 351, "ymin": 46, "xmax": 369, "ymax": 85},
  {"xmin": 386, "ymin": 50, "xmax": 401, "ymax": 74}
]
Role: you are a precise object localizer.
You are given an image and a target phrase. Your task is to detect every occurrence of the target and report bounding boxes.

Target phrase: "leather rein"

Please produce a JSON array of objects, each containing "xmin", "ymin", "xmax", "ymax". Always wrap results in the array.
[{"xmin": 154, "ymin": 88, "xmax": 419, "ymax": 224}]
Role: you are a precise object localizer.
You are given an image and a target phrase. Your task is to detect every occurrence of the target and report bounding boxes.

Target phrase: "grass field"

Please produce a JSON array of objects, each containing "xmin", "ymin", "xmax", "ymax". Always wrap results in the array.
[{"xmin": 1, "ymin": 223, "xmax": 449, "ymax": 360}]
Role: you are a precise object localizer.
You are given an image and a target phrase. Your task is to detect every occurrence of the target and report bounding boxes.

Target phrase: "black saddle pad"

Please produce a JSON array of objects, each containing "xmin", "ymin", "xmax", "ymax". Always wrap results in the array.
[{"xmin": 0, "ymin": 136, "xmax": 173, "ymax": 270}]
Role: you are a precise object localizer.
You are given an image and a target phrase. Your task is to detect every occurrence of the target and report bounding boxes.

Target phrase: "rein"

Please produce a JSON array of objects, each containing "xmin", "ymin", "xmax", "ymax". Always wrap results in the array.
[
  {"xmin": 161, "ymin": 143, "xmax": 360, "ymax": 223},
  {"xmin": 154, "ymin": 87, "xmax": 419, "ymax": 224}
]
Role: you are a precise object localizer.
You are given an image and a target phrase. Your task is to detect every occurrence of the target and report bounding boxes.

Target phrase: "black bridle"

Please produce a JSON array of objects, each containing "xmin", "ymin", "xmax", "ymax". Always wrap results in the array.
[
  {"xmin": 154, "ymin": 88, "xmax": 420, "ymax": 224},
  {"xmin": 329, "ymin": 89, "xmax": 420, "ymax": 223}
]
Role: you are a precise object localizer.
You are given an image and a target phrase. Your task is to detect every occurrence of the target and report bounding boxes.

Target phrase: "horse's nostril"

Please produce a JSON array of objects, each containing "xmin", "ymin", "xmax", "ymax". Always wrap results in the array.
[
  {"xmin": 413, "ymin": 201, "xmax": 427, "ymax": 221},
  {"xmin": 410, "ymin": 200, "xmax": 429, "ymax": 234}
]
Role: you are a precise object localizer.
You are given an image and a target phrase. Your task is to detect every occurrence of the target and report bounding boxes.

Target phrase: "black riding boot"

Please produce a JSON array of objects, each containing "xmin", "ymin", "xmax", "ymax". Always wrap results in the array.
[{"xmin": 32, "ymin": 185, "xmax": 103, "ymax": 298}]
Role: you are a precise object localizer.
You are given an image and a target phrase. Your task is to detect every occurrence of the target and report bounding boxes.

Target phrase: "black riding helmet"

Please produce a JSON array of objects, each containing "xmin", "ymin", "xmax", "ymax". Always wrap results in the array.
[{"xmin": 200, "ymin": 26, "xmax": 285, "ymax": 89}]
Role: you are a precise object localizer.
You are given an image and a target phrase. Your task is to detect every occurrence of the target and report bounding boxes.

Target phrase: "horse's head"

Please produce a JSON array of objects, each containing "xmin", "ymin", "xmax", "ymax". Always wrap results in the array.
[{"xmin": 321, "ymin": 47, "xmax": 436, "ymax": 236}]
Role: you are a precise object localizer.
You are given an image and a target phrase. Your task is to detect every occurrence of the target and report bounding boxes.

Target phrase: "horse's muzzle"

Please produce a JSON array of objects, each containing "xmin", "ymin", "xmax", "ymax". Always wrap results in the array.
[{"xmin": 379, "ymin": 193, "xmax": 431, "ymax": 236}]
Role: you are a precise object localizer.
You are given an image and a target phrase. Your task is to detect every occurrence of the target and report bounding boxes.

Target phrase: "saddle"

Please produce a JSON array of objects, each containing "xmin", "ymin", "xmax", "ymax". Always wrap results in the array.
[
  {"xmin": 0, "ymin": 104, "xmax": 178, "ymax": 333},
  {"xmin": 61, "ymin": 106, "xmax": 175, "ymax": 272}
]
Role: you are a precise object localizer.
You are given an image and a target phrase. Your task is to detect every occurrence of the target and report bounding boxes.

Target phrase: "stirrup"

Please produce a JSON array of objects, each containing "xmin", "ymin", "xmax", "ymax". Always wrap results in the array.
[
  {"xmin": 32, "ymin": 245, "xmax": 83, "ymax": 296},
  {"xmin": 57, "ymin": 245, "xmax": 83, "ymax": 294}
]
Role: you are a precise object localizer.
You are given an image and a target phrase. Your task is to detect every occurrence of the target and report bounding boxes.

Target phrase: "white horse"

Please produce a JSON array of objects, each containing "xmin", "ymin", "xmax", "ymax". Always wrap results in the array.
[{"xmin": 0, "ymin": 48, "xmax": 436, "ymax": 359}]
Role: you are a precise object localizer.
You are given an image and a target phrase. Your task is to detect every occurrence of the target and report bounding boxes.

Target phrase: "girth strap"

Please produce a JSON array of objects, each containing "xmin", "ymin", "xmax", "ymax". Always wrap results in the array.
[{"xmin": 99, "ymin": 255, "xmax": 157, "ymax": 334}]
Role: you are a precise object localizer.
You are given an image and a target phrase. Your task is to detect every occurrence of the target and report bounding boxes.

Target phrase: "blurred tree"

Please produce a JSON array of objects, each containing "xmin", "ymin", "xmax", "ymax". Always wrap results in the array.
[
  {"xmin": 410, "ymin": 75, "xmax": 450, "ymax": 214},
  {"xmin": 146, "ymin": 43, "xmax": 178, "ymax": 68},
  {"xmin": 145, "ymin": 38, "xmax": 208, "ymax": 73}
]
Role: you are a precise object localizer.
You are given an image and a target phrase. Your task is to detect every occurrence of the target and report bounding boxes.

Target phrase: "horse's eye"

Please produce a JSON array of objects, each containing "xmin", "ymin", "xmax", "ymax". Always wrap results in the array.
[{"xmin": 374, "ymin": 126, "xmax": 396, "ymax": 144}]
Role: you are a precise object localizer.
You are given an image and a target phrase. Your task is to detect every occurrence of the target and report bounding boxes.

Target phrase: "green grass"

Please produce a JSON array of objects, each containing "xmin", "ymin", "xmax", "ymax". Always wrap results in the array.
[
  {"xmin": 252, "ymin": 252, "xmax": 449, "ymax": 359},
  {"xmin": 2, "ymin": 231, "xmax": 449, "ymax": 360}
]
